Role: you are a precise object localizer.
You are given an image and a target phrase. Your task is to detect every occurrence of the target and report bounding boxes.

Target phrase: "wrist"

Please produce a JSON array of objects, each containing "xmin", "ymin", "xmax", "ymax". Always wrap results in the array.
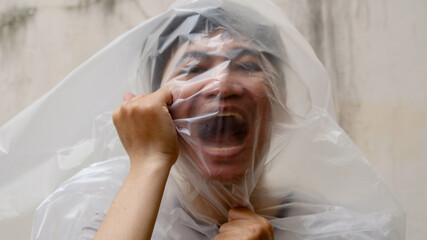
[{"xmin": 128, "ymin": 153, "xmax": 175, "ymax": 176}]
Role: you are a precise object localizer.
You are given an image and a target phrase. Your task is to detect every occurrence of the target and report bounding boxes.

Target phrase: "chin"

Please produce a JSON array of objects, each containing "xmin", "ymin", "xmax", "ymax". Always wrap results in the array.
[
  {"xmin": 204, "ymin": 168, "xmax": 246, "ymax": 185},
  {"xmin": 194, "ymin": 153, "xmax": 253, "ymax": 185}
]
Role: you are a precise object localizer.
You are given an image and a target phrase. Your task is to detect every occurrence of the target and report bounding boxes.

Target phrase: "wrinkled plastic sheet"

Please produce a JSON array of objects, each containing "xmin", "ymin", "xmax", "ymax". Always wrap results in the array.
[{"xmin": 0, "ymin": 0, "xmax": 405, "ymax": 239}]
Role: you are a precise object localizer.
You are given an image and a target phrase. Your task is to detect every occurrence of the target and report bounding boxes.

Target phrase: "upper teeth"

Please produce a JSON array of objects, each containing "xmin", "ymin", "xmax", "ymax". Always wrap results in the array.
[{"xmin": 216, "ymin": 112, "xmax": 244, "ymax": 123}]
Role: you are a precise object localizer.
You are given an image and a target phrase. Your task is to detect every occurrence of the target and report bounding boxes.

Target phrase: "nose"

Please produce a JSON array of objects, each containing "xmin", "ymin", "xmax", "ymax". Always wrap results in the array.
[{"xmin": 205, "ymin": 61, "xmax": 245, "ymax": 99}]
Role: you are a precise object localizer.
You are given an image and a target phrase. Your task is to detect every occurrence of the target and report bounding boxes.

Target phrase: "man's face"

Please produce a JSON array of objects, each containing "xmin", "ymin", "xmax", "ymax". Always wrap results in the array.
[{"xmin": 163, "ymin": 32, "xmax": 271, "ymax": 184}]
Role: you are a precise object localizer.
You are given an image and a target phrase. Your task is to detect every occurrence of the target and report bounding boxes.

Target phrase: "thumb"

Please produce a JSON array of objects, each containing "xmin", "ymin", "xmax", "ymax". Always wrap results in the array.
[{"xmin": 123, "ymin": 92, "xmax": 136, "ymax": 102}]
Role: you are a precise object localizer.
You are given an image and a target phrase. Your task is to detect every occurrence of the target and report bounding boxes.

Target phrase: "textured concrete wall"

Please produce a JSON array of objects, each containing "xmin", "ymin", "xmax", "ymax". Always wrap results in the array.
[
  {"xmin": 1, "ymin": 0, "xmax": 426, "ymax": 239},
  {"xmin": 283, "ymin": 2, "xmax": 427, "ymax": 239}
]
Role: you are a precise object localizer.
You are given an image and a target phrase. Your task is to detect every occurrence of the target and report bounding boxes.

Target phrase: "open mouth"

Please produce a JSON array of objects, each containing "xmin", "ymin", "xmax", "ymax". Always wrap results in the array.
[{"xmin": 197, "ymin": 112, "xmax": 249, "ymax": 155}]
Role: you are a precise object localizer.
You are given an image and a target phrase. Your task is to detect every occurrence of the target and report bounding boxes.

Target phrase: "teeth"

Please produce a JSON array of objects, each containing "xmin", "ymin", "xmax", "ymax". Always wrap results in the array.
[
  {"xmin": 216, "ymin": 112, "xmax": 244, "ymax": 123},
  {"xmin": 207, "ymin": 145, "xmax": 242, "ymax": 152}
]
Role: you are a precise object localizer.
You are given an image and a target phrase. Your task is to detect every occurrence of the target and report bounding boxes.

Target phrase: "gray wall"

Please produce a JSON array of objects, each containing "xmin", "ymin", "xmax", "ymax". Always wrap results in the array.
[{"xmin": 1, "ymin": 0, "xmax": 426, "ymax": 239}]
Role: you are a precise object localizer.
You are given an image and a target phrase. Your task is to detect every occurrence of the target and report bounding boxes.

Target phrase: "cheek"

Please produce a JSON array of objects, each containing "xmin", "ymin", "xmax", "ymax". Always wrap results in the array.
[
  {"xmin": 241, "ymin": 76, "xmax": 269, "ymax": 104},
  {"xmin": 167, "ymin": 80, "xmax": 210, "ymax": 120},
  {"xmin": 244, "ymin": 77, "xmax": 271, "ymax": 125},
  {"xmin": 166, "ymin": 78, "xmax": 210, "ymax": 101}
]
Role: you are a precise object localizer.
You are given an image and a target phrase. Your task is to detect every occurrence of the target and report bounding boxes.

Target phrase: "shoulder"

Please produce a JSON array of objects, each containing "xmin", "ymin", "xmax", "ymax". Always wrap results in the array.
[{"xmin": 31, "ymin": 157, "xmax": 129, "ymax": 240}]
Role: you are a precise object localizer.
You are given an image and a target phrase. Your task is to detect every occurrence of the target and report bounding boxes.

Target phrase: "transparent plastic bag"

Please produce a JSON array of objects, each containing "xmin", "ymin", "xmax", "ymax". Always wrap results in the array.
[{"xmin": 0, "ymin": 0, "xmax": 405, "ymax": 239}]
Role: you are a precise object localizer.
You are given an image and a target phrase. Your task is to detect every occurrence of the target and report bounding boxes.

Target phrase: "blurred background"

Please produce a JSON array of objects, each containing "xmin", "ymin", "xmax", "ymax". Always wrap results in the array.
[{"xmin": 0, "ymin": 0, "xmax": 426, "ymax": 239}]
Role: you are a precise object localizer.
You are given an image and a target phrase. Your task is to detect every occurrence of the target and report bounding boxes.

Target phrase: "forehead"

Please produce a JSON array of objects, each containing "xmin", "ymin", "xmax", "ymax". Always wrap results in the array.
[
  {"xmin": 173, "ymin": 32, "xmax": 256, "ymax": 61},
  {"xmin": 161, "ymin": 31, "xmax": 262, "ymax": 83}
]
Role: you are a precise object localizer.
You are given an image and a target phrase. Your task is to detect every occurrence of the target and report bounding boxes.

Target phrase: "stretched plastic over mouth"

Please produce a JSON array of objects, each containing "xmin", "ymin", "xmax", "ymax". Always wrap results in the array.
[
  {"xmin": 164, "ymin": 43, "xmax": 272, "ymax": 186},
  {"xmin": 0, "ymin": 0, "xmax": 404, "ymax": 239}
]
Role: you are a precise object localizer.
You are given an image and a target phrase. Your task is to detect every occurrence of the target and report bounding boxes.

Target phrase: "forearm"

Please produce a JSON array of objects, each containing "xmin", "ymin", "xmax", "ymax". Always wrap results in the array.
[
  {"xmin": 94, "ymin": 157, "xmax": 172, "ymax": 240},
  {"xmin": 95, "ymin": 88, "xmax": 177, "ymax": 239}
]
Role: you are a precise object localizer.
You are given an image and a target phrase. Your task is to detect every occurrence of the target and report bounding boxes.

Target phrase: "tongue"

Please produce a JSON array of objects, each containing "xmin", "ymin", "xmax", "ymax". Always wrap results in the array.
[{"xmin": 198, "ymin": 116, "xmax": 248, "ymax": 147}]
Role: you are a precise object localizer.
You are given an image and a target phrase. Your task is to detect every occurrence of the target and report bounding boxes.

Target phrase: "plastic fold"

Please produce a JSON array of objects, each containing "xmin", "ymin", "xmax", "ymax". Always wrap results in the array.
[{"xmin": 0, "ymin": 0, "xmax": 405, "ymax": 239}]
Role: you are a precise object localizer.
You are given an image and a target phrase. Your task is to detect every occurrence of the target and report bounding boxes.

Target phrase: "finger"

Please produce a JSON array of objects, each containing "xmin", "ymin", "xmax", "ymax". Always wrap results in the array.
[
  {"xmin": 145, "ymin": 87, "xmax": 174, "ymax": 115},
  {"xmin": 218, "ymin": 221, "xmax": 247, "ymax": 233},
  {"xmin": 123, "ymin": 92, "xmax": 136, "ymax": 102},
  {"xmin": 228, "ymin": 207, "xmax": 256, "ymax": 222},
  {"xmin": 214, "ymin": 231, "xmax": 247, "ymax": 240},
  {"xmin": 215, "ymin": 229, "xmax": 252, "ymax": 240},
  {"xmin": 155, "ymin": 87, "xmax": 173, "ymax": 106}
]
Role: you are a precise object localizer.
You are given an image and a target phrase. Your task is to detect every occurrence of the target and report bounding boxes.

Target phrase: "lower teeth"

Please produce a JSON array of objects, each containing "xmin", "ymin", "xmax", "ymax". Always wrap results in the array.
[{"xmin": 207, "ymin": 145, "xmax": 241, "ymax": 152}]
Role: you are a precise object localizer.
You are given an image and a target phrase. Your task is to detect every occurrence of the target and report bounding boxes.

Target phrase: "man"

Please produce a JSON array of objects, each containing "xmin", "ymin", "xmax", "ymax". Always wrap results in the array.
[
  {"xmin": 95, "ymin": 25, "xmax": 275, "ymax": 239},
  {"xmin": 29, "ymin": 1, "xmax": 404, "ymax": 239}
]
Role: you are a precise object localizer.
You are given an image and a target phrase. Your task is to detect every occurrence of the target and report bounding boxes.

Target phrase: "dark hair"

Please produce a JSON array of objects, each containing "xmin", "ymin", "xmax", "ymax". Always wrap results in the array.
[{"xmin": 141, "ymin": 1, "xmax": 286, "ymax": 91}]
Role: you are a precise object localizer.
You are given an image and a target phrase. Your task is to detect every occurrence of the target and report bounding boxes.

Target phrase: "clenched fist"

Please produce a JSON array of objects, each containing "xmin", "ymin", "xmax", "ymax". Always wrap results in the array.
[
  {"xmin": 112, "ymin": 87, "xmax": 179, "ymax": 169},
  {"xmin": 216, "ymin": 207, "xmax": 274, "ymax": 240}
]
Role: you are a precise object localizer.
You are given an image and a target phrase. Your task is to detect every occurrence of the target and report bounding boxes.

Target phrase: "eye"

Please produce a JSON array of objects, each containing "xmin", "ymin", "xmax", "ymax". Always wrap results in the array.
[
  {"xmin": 179, "ymin": 65, "xmax": 206, "ymax": 75},
  {"xmin": 233, "ymin": 62, "xmax": 262, "ymax": 72}
]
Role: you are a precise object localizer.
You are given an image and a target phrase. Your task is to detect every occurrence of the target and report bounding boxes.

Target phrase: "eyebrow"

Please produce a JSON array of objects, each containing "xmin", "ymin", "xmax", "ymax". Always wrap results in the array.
[
  {"xmin": 228, "ymin": 47, "xmax": 261, "ymax": 60},
  {"xmin": 177, "ymin": 51, "xmax": 211, "ymax": 66},
  {"xmin": 176, "ymin": 47, "xmax": 260, "ymax": 67}
]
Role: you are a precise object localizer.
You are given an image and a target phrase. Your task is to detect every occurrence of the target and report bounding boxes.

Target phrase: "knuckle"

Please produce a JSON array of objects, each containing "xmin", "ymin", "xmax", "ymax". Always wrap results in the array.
[
  {"xmin": 248, "ymin": 220, "xmax": 273, "ymax": 239},
  {"xmin": 119, "ymin": 102, "xmax": 130, "ymax": 114},
  {"xmin": 112, "ymin": 109, "xmax": 121, "ymax": 123},
  {"xmin": 142, "ymin": 102, "xmax": 156, "ymax": 113},
  {"xmin": 249, "ymin": 223, "xmax": 264, "ymax": 235},
  {"xmin": 261, "ymin": 217, "xmax": 273, "ymax": 230},
  {"xmin": 121, "ymin": 102, "xmax": 141, "ymax": 117}
]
